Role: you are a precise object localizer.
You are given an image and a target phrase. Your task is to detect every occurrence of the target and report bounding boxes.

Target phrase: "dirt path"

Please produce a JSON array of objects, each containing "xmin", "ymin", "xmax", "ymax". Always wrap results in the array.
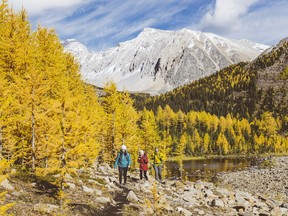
[{"xmin": 103, "ymin": 186, "xmax": 130, "ymax": 216}]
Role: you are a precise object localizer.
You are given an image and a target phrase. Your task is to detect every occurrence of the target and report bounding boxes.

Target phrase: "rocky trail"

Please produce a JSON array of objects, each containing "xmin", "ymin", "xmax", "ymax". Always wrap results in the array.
[{"xmin": 1, "ymin": 157, "xmax": 288, "ymax": 215}]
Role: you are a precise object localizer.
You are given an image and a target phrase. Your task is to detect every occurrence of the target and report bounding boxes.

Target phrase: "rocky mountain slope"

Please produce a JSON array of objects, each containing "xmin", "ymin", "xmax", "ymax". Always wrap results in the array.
[
  {"xmin": 63, "ymin": 28, "xmax": 268, "ymax": 94},
  {"xmin": 138, "ymin": 37, "xmax": 288, "ymax": 119}
]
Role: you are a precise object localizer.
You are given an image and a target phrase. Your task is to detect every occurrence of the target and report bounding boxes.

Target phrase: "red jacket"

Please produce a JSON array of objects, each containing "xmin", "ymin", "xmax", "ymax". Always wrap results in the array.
[{"xmin": 138, "ymin": 154, "xmax": 149, "ymax": 171}]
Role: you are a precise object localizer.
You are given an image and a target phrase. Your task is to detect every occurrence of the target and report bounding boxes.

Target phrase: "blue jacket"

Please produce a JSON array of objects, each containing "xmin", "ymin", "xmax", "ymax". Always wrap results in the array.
[{"xmin": 114, "ymin": 151, "xmax": 132, "ymax": 168}]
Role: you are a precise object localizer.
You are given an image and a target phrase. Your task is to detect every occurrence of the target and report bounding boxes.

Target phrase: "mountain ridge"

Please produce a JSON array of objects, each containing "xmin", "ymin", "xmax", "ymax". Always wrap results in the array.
[{"xmin": 63, "ymin": 28, "xmax": 269, "ymax": 94}]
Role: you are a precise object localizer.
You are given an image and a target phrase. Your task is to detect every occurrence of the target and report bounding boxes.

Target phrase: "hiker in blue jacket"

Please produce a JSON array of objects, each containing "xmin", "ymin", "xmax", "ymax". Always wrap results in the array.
[{"xmin": 114, "ymin": 144, "xmax": 132, "ymax": 185}]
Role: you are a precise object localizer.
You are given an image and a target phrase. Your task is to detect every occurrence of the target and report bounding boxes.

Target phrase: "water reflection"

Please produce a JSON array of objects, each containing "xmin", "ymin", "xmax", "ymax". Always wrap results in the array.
[{"xmin": 165, "ymin": 158, "xmax": 254, "ymax": 182}]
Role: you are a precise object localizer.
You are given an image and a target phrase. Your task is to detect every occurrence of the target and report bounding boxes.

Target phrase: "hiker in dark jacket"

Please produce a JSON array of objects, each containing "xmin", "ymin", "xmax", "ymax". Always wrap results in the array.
[
  {"xmin": 114, "ymin": 145, "xmax": 132, "ymax": 185},
  {"xmin": 138, "ymin": 150, "xmax": 149, "ymax": 181}
]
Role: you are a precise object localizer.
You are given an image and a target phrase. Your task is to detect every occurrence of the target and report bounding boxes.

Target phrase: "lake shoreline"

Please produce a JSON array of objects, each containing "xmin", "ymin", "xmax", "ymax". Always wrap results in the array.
[
  {"xmin": 167, "ymin": 153, "xmax": 288, "ymax": 162},
  {"xmin": 216, "ymin": 156, "xmax": 288, "ymax": 203}
]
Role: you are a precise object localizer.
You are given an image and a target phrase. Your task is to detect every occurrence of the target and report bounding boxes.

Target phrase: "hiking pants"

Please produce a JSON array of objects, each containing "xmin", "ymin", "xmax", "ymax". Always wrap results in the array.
[
  {"xmin": 118, "ymin": 166, "xmax": 128, "ymax": 184},
  {"xmin": 153, "ymin": 164, "xmax": 162, "ymax": 182},
  {"xmin": 140, "ymin": 170, "xmax": 148, "ymax": 180}
]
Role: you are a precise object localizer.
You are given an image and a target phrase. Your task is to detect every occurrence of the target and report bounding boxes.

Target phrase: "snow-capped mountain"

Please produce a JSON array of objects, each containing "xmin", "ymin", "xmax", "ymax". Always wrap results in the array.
[{"xmin": 63, "ymin": 28, "xmax": 269, "ymax": 94}]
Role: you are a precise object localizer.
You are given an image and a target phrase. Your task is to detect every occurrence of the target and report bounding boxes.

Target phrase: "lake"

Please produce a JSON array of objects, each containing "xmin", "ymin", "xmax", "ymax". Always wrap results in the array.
[{"xmin": 165, "ymin": 157, "xmax": 257, "ymax": 181}]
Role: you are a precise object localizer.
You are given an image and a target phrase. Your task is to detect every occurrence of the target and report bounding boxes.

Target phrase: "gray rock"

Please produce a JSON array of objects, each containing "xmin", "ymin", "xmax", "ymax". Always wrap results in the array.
[
  {"xmin": 95, "ymin": 197, "xmax": 111, "ymax": 204},
  {"xmin": 0, "ymin": 179, "xmax": 14, "ymax": 191},
  {"xmin": 33, "ymin": 203, "xmax": 59, "ymax": 214},
  {"xmin": 98, "ymin": 163, "xmax": 113, "ymax": 174},
  {"xmin": 204, "ymin": 189, "xmax": 214, "ymax": 198},
  {"xmin": 82, "ymin": 186, "xmax": 102, "ymax": 196},
  {"xmin": 215, "ymin": 188, "xmax": 232, "ymax": 198},
  {"xmin": 176, "ymin": 207, "xmax": 193, "ymax": 216},
  {"xmin": 66, "ymin": 182, "xmax": 76, "ymax": 190},
  {"xmin": 11, "ymin": 191, "xmax": 21, "ymax": 197},
  {"xmin": 235, "ymin": 196, "xmax": 250, "ymax": 208},
  {"xmin": 270, "ymin": 207, "xmax": 282, "ymax": 216},
  {"xmin": 105, "ymin": 184, "xmax": 115, "ymax": 193},
  {"xmin": 10, "ymin": 169, "xmax": 17, "ymax": 175},
  {"xmin": 194, "ymin": 208, "xmax": 205, "ymax": 215},
  {"xmin": 238, "ymin": 212, "xmax": 254, "ymax": 216},
  {"xmin": 126, "ymin": 190, "xmax": 139, "ymax": 202},
  {"xmin": 82, "ymin": 186, "xmax": 94, "ymax": 194},
  {"xmin": 96, "ymin": 175, "xmax": 110, "ymax": 184},
  {"xmin": 163, "ymin": 205, "xmax": 174, "ymax": 212},
  {"xmin": 65, "ymin": 173, "xmax": 73, "ymax": 181},
  {"xmin": 182, "ymin": 192, "xmax": 198, "ymax": 205},
  {"xmin": 280, "ymin": 207, "xmax": 288, "ymax": 215},
  {"xmin": 258, "ymin": 210, "xmax": 270, "ymax": 216},
  {"xmin": 212, "ymin": 199, "xmax": 225, "ymax": 208}
]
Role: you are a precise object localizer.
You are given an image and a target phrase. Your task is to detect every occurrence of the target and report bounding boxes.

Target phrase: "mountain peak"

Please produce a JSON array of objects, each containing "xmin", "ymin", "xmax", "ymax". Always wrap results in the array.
[{"xmin": 63, "ymin": 28, "xmax": 269, "ymax": 95}]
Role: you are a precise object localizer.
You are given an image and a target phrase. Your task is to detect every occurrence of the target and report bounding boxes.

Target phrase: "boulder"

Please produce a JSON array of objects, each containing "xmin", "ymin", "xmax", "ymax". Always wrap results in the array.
[
  {"xmin": 98, "ymin": 163, "xmax": 113, "ymax": 175},
  {"xmin": 193, "ymin": 208, "xmax": 205, "ymax": 215},
  {"xmin": 0, "ymin": 179, "xmax": 14, "ymax": 191},
  {"xmin": 280, "ymin": 207, "xmax": 288, "ymax": 215},
  {"xmin": 126, "ymin": 190, "xmax": 139, "ymax": 203},
  {"xmin": 258, "ymin": 210, "xmax": 270, "ymax": 216},
  {"xmin": 96, "ymin": 176, "xmax": 110, "ymax": 184},
  {"xmin": 270, "ymin": 207, "xmax": 282, "ymax": 216},
  {"xmin": 65, "ymin": 173, "xmax": 73, "ymax": 181},
  {"xmin": 163, "ymin": 205, "xmax": 174, "ymax": 212},
  {"xmin": 176, "ymin": 207, "xmax": 193, "ymax": 216},
  {"xmin": 30, "ymin": 182, "xmax": 37, "ymax": 187},
  {"xmin": 82, "ymin": 186, "xmax": 102, "ymax": 196},
  {"xmin": 211, "ymin": 199, "xmax": 225, "ymax": 208},
  {"xmin": 215, "ymin": 188, "xmax": 232, "ymax": 198},
  {"xmin": 95, "ymin": 197, "xmax": 111, "ymax": 204},
  {"xmin": 66, "ymin": 182, "xmax": 76, "ymax": 190},
  {"xmin": 182, "ymin": 192, "xmax": 199, "ymax": 206},
  {"xmin": 33, "ymin": 203, "xmax": 59, "ymax": 214},
  {"xmin": 204, "ymin": 189, "xmax": 214, "ymax": 198}
]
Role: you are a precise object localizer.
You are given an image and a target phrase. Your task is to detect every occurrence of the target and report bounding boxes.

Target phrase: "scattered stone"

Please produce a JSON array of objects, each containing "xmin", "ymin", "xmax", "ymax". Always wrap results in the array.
[
  {"xmin": 204, "ymin": 189, "xmax": 214, "ymax": 198},
  {"xmin": 66, "ymin": 182, "xmax": 76, "ymax": 190},
  {"xmin": 0, "ymin": 179, "xmax": 14, "ymax": 191},
  {"xmin": 238, "ymin": 212, "xmax": 254, "ymax": 216},
  {"xmin": 194, "ymin": 208, "xmax": 205, "ymax": 215},
  {"xmin": 258, "ymin": 210, "xmax": 270, "ymax": 216},
  {"xmin": 95, "ymin": 197, "xmax": 111, "ymax": 204},
  {"xmin": 65, "ymin": 173, "xmax": 73, "ymax": 181},
  {"xmin": 176, "ymin": 207, "xmax": 193, "ymax": 216},
  {"xmin": 82, "ymin": 186, "xmax": 102, "ymax": 196},
  {"xmin": 126, "ymin": 190, "xmax": 139, "ymax": 202},
  {"xmin": 163, "ymin": 205, "xmax": 174, "ymax": 212},
  {"xmin": 211, "ymin": 199, "xmax": 225, "ymax": 208},
  {"xmin": 11, "ymin": 191, "xmax": 21, "ymax": 197},
  {"xmin": 182, "ymin": 191, "xmax": 199, "ymax": 205},
  {"xmin": 10, "ymin": 169, "xmax": 17, "ymax": 175},
  {"xmin": 33, "ymin": 203, "xmax": 59, "ymax": 214}
]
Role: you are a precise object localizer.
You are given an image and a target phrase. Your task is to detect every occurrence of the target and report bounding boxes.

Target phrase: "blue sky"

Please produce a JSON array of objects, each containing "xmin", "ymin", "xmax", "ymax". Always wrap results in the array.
[{"xmin": 9, "ymin": 0, "xmax": 288, "ymax": 51}]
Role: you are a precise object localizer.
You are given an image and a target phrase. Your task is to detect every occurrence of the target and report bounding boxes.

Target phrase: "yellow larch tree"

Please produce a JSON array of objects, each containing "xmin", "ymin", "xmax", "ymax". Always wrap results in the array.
[
  {"xmin": 139, "ymin": 108, "xmax": 160, "ymax": 155},
  {"xmin": 0, "ymin": 158, "xmax": 15, "ymax": 215}
]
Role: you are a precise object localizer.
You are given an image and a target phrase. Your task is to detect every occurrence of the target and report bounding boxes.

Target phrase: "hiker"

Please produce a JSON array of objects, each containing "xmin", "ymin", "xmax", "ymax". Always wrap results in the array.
[
  {"xmin": 152, "ymin": 147, "xmax": 164, "ymax": 182},
  {"xmin": 114, "ymin": 144, "xmax": 132, "ymax": 185},
  {"xmin": 138, "ymin": 150, "xmax": 149, "ymax": 181}
]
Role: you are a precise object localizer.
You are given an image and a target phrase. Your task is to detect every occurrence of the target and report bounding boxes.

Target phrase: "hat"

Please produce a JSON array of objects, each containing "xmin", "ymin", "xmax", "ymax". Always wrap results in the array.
[
  {"xmin": 139, "ymin": 150, "xmax": 144, "ymax": 156},
  {"xmin": 121, "ymin": 145, "xmax": 127, "ymax": 150}
]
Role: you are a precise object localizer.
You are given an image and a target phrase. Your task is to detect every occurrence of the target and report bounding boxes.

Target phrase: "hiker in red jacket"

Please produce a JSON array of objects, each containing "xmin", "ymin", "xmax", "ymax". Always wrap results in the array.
[{"xmin": 138, "ymin": 150, "xmax": 149, "ymax": 180}]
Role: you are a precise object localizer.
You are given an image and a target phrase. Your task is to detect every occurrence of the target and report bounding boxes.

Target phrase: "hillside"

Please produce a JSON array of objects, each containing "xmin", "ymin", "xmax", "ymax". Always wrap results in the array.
[{"xmin": 137, "ymin": 37, "xmax": 288, "ymax": 123}]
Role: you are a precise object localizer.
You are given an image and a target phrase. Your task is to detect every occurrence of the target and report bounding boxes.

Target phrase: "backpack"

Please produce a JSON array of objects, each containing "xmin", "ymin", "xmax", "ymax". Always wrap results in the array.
[{"xmin": 118, "ymin": 151, "xmax": 129, "ymax": 164}]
